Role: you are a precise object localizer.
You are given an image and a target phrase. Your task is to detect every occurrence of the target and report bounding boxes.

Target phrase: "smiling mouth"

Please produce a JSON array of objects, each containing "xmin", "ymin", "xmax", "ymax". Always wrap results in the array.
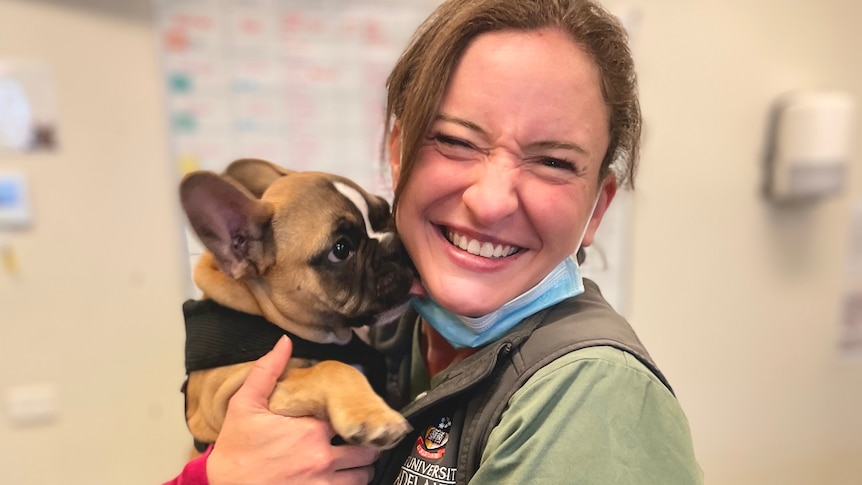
[{"xmin": 444, "ymin": 228, "xmax": 522, "ymax": 258}]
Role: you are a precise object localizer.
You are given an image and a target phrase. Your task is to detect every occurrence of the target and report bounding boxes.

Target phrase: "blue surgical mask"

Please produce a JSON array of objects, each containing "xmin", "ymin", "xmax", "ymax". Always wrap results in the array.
[
  {"xmin": 411, "ymin": 256, "xmax": 584, "ymax": 348},
  {"xmin": 412, "ymin": 194, "xmax": 601, "ymax": 349}
]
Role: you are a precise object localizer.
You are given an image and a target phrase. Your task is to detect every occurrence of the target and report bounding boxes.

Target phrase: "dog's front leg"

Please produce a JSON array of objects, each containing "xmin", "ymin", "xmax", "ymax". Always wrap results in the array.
[
  {"xmin": 186, "ymin": 364, "xmax": 255, "ymax": 444},
  {"xmin": 269, "ymin": 361, "xmax": 411, "ymax": 450}
]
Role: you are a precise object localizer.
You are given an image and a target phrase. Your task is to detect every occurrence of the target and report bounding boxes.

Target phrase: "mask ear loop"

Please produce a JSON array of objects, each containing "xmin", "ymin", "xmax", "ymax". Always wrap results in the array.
[{"xmin": 574, "ymin": 191, "xmax": 603, "ymax": 265}]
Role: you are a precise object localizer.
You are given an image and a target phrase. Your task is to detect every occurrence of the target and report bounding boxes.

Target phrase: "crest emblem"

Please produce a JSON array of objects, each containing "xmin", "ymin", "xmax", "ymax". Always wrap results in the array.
[{"xmin": 416, "ymin": 416, "xmax": 452, "ymax": 460}]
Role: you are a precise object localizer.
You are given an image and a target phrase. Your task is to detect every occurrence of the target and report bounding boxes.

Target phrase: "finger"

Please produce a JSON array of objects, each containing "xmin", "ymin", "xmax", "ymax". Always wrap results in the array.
[
  {"xmin": 331, "ymin": 465, "xmax": 376, "ymax": 485},
  {"xmin": 330, "ymin": 444, "xmax": 380, "ymax": 472},
  {"xmin": 232, "ymin": 335, "xmax": 293, "ymax": 408}
]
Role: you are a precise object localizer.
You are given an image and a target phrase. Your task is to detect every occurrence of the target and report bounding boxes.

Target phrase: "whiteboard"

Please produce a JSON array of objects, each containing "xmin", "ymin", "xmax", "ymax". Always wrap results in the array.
[{"xmin": 155, "ymin": 0, "xmax": 436, "ymax": 195}]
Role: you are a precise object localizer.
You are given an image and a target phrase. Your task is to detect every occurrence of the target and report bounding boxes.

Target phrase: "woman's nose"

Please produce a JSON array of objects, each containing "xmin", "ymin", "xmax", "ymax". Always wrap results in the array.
[{"xmin": 461, "ymin": 155, "xmax": 520, "ymax": 227}]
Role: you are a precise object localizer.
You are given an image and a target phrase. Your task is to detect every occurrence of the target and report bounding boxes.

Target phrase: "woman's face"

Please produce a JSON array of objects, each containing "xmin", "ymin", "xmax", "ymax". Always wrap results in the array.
[{"xmin": 391, "ymin": 28, "xmax": 616, "ymax": 317}]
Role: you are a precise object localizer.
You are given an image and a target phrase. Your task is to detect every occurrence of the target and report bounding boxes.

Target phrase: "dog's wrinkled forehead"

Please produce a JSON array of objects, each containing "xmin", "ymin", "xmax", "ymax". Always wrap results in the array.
[{"xmin": 331, "ymin": 181, "xmax": 391, "ymax": 240}]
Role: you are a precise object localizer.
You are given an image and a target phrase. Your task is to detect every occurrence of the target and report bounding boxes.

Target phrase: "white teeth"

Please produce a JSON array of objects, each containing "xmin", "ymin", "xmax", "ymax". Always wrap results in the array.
[
  {"xmin": 454, "ymin": 233, "xmax": 469, "ymax": 251},
  {"xmin": 447, "ymin": 230, "xmax": 517, "ymax": 258}
]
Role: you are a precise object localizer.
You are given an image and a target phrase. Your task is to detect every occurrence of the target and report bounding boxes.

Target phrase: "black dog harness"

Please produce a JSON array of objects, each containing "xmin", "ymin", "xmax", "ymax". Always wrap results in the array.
[{"xmin": 181, "ymin": 299, "xmax": 388, "ymax": 451}]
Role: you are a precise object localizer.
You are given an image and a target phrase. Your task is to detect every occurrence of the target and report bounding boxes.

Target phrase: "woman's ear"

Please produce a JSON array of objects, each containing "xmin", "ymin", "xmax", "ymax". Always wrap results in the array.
[
  {"xmin": 388, "ymin": 122, "xmax": 402, "ymax": 191},
  {"xmin": 581, "ymin": 174, "xmax": 618, "ymax": 248}
]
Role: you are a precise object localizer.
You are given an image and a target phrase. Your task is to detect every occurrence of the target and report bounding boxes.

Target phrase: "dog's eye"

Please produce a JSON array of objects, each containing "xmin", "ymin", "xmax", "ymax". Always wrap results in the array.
[{"xmin": 328, "ymin": 238, "xmax": 355, "ymax": 263}]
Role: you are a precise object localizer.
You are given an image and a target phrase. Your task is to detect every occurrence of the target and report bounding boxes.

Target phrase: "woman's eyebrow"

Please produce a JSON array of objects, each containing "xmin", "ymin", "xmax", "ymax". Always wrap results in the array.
[
  {"xmin": 435, "ymin": 113, "xmax": 488, "ymax": 136},
  {"xmin": 526, "ymin": 139, "xmax": 589, "ymax": 156}
]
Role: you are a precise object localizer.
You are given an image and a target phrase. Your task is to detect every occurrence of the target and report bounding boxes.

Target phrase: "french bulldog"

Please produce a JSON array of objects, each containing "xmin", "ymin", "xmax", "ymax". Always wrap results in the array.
[{"xmin": 179, "ymin": 158, "xmax": 413, "ymax": 451}]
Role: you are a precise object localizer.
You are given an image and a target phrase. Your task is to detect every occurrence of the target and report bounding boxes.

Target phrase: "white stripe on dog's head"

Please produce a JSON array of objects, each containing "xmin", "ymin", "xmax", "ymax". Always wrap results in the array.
[{"xmin": 333, "ymin": 181, "xmax": 390, "ymax": 241}]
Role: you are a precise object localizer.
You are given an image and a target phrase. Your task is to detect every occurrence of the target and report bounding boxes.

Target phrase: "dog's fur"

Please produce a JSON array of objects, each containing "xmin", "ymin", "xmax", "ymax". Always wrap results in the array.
[{"xmin": 179, "ymin": 158, "xmax": 413, "ymax": 449}]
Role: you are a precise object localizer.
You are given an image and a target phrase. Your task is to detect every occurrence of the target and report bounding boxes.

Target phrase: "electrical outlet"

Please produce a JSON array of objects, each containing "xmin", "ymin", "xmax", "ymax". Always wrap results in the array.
[{"xmin": 5, "ymin": 383, "xmax": 58, "ymax": 426}]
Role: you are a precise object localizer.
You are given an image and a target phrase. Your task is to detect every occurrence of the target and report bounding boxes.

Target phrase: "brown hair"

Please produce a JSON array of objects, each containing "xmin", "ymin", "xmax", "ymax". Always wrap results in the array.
[{"xmin": 385, "ymin": 0, "xmax": 640, "ymax": 214}]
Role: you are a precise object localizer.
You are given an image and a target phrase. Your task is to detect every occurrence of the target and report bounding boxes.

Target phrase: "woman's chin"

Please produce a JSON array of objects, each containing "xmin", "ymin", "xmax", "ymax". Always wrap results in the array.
[
  {"xmin": 430, "ymin": 292, "xmax": 502, "ymax": 318},
  {"xmin": 423, "ymin": 272, "xmax": 521, "ymax": 316}
]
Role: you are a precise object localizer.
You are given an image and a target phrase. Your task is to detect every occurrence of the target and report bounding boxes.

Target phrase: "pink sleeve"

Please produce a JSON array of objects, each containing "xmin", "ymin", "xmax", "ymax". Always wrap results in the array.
[{"xmin": 162, "ymin": 446, "xmax": 212, "ymax": 485}]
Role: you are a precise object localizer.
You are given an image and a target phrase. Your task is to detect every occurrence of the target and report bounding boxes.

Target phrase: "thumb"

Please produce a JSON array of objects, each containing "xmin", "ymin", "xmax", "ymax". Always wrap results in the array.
[{"xmin": 232, "ymin": 335, "xmax": 293, "ymax": 409}]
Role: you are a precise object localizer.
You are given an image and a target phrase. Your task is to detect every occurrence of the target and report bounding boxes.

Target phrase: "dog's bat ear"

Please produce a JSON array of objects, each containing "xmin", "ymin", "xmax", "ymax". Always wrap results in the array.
[
  {"xmin": 367, "ymin": 194, "xmax": 394, "ymax": 232},
  {"xmin": 180, "ymin": 171, "xmax": 276, "ymax": 280},
  {"xmin": 223, "ymin": 158, "xmax": 294, "ymax": 199}
]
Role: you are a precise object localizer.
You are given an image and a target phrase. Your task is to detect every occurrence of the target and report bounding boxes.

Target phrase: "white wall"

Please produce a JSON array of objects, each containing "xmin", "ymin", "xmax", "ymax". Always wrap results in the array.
[
  {"xmin": 0, "ymin": 1, "xmax": 190, "ymax": 483},
  {"xmin": 628, "ymin": 1, "xmax": 862, "ymax": 484},
  {"xmin": 0, "ymin": 0, "xmax": 860, "ymax": 484}
]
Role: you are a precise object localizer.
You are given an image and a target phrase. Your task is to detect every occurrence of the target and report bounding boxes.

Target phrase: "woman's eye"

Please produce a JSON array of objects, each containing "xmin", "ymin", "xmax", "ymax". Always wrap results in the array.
[
  {"xmin": 429, "ymin": 133, "xmax": 481, "ymax": 159},
  {"xmin": 328, "ymin": 238, "xmax": 355, "ymax": 263},
  {"xmin": 527, "ymin": 156, "xmax": 583, "ymax": 183},
  {"xmin": 538, "ymin": 156, "xmax": 578, "ymax": 173},
  {"xmin": 434, "ymin": 134, "xmax": 472, "ymax": 148}
]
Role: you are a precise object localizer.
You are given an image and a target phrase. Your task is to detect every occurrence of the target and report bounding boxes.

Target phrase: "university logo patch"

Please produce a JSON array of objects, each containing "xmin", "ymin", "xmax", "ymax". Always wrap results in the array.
[{"xmin": 416, "ymin": 416, "xmax": 452, "ymax": 460}]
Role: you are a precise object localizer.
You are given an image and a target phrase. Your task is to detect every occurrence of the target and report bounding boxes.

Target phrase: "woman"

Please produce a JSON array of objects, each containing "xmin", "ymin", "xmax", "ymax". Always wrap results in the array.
[{"xmin": 167, "ymin": 0, "xmax": 702, "ymax": 483}]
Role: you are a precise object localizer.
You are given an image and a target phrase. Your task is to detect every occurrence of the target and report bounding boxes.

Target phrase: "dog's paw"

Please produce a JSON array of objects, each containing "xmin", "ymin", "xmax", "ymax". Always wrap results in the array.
[{"xmin": 331, "ymin": 404, "xmax": 412, "ymax": 450}]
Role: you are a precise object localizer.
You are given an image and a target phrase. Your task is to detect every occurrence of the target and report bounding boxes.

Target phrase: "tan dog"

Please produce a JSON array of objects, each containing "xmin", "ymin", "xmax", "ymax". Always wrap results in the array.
[{"xmin": 179, "ymin": 158, "xmax": 413, "ymax": 451}]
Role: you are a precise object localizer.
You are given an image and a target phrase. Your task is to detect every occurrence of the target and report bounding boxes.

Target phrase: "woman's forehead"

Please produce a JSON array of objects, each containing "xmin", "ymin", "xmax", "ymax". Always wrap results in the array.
[{"xmin": 434, "ymin": 29, "xmax": 609, "ymax": 156}]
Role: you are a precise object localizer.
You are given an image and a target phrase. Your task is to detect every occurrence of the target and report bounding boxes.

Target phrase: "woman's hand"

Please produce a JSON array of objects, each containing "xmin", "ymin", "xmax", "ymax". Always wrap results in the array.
[{"xmin": 207, "ymin": 336, "xmax": 380, "ymax": 485}]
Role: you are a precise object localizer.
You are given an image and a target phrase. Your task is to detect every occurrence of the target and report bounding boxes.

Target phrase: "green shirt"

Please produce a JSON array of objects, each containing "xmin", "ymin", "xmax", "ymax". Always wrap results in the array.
[{"xmin": 468, "ymin": 345, "xmax": 703, "ymax": 484}]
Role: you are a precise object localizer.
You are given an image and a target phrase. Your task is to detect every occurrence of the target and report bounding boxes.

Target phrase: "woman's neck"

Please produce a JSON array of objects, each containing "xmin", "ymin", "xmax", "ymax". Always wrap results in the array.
[{"xmin": 420, "ymin": 320, "xmax": 478, "ymax": 376}]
